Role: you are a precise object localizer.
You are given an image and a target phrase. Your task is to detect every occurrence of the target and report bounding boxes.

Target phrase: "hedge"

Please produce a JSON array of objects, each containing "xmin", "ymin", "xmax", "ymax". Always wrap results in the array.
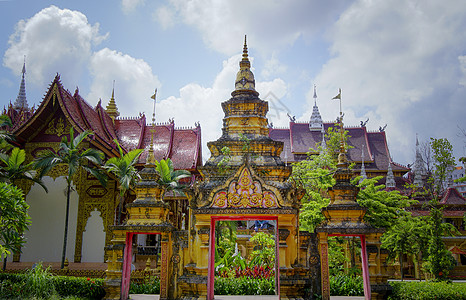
[
  {"xmin": 389, "ymin": 281, "xmax": 466, "ymax": 300},
  {"xmin": 0, "ymin": 272, "xmax": 105, "ymax": 299}
]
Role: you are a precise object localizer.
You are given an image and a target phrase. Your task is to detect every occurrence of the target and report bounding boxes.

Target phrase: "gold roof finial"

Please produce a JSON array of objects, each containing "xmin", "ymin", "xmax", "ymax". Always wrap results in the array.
[
  {"xmin": 233, "ymin": 35, "xmax": 258, "ymax": 96},
  {"xmin": 105, "ymin": 80, "xmax": 120, "ymax": 121}
]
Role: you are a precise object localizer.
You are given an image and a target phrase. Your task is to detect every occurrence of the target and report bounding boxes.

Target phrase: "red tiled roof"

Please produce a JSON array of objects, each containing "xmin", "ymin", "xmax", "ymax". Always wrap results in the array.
[
  {"xmin": 12, "ymin": 75, "xmax": 202, "ymax": 171},
  {"xmin": 269, "ymin": 121, "xmax": 409, "ymax": 173},
  {"xmin": 440, "ymin": 187, "xmax": 466, "ymax": 205}
]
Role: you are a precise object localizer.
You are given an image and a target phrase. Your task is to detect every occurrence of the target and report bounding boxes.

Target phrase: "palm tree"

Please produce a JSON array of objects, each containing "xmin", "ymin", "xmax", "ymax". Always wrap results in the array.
[
  {"xmin": 103, "ymin": 139, "xmax": 143, "ymax": 224},
  {"xmin": 0, "ymin": 147, "xmax": 47, "ymax": 191},
  {"xmin": 34, "ymin": 128, "xmax": 106, "ymax": 269},
  {"xmin": 155, "ymin": 158, "xmax": 191, "ymax": 199}
]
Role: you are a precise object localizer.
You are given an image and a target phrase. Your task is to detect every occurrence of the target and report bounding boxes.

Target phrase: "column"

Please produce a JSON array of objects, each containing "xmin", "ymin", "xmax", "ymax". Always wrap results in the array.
[{"xmin": 318, "ymin": 232, "xmax": 330, "ymax": 300}]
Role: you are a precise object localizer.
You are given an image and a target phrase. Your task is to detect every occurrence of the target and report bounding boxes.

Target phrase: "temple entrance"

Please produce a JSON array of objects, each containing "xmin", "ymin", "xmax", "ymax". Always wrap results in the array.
[
  {"xmin": 121, "ymin": 232, "xmax": 164, "ymax": 300},
  {"xmin": 208, "ymin": 216, "xmax": 279, "ymax": 300}
]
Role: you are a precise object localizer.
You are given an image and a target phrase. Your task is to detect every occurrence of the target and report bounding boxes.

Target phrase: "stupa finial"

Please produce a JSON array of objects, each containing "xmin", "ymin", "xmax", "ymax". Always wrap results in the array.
[
  {"xmin": 105, "ymin": 80, "xmax": 120, "ymax": 121},
  {"xmin": 233, "ymin": 35, "xmax": 258, "ymax": 96}
]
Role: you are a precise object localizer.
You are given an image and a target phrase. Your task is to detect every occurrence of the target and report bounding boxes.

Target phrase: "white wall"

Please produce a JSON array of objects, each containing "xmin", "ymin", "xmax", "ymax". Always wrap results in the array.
[
  {"xmin": 21, "ymin": 176, "xmax": 78, "ymax": 263},
  {"xmin": 81, "ymin": 209, "xmax": 105, "ymax": 262}
]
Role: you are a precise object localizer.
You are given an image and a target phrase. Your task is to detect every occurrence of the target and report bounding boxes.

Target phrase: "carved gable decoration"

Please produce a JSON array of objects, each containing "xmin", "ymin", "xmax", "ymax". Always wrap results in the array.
[
  {"xmin": 45, "ymin": 117, "xmax": 71, "ymax": 137},
  {"xmin": 211, "ymin": 166, "xmax": 280, "ymax": 208}
]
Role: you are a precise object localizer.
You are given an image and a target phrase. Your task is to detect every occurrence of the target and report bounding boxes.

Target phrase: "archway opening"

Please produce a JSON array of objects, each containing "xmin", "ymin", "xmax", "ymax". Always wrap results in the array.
[
  {"xmin": 121, "ymin": 232, "xmax": 162, "ymax": 300},
  {"xmin": 207, "ymin": 216, "xmax": 280, "ymax": 300}
]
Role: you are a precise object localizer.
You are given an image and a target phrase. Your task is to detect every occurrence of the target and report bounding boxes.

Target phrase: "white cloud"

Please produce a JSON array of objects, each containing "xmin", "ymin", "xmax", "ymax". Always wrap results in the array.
[
  {"xmin": 87, "ymin": 48, "xmax": 161, "ymax": 117},
  {"xmin": 305, "ymin": 0, "xmax": 466, "ymax": 164},
  {"xmin": 153, "ymin": 5, "xmax": 175, "ymax": 29},
  {"xmin": 156, "ymin": 54, "xmax": 290, "ymax": 160},
  {"xmin": 3, "ymin": 5, "xmax": 108, "ymax": 88},
  {"xmin": 122, "ymin": 0, "xmax": 145, "ymax": 14},
  {"xmin": 166, "ymin": 0, "xmax": 348, "ymax": 56}
]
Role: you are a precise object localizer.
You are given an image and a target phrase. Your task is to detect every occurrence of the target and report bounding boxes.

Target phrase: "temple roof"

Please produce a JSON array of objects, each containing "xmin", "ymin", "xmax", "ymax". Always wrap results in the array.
[
  {"xmin": 269, "ymin": 121, "xmax": 409, "ymax": 174},
  {"xmin": 440, "ymin": 187, "xmax": 466, "ymax": 205},
  {"xmin": 10, "ymin": 75, "xmax": 202, "ymax": 171}
]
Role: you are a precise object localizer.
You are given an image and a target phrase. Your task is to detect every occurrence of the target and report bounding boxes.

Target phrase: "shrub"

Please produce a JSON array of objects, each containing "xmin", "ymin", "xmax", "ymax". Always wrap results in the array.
[
  {"xmin": 0, "ymin": 270, "xmax": 105, "ymax": 300},
  {"xmin": 129, "ymin": 276, "xmax": 160, "ymax": 294},
  {"xmin": 389, "ymin": 281, "xmax": 466, "ymax": 300},
  {"xmin": 214, "ymin": 276, "xmax": 275, "ymax": 295},
  {"xmin": 329, "ymin": 274, "xmax": 363, "ymax": 296}
]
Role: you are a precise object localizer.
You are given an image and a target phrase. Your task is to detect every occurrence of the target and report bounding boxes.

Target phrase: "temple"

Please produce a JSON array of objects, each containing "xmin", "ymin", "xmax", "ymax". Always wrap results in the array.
[{"xmin": 2, "ymin": 39, "xmax": 466, "ymax": 299}]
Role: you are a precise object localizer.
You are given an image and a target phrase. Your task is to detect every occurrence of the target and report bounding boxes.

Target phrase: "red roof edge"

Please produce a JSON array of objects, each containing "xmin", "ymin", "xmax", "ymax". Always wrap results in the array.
[
  {"xmin": 165, "ymin": 121, "xmax": 175, "ymax": 160},
  {"xmin": 192, "ymin": 124, "xmax": 202, "ymax": 169},
  {"xmin": 363, "ymin": 126, "xmax": 374, "ymax": 162},
  {"xmin": 136, "ymin": 114, "xmax": 147, "ymax": 150}
]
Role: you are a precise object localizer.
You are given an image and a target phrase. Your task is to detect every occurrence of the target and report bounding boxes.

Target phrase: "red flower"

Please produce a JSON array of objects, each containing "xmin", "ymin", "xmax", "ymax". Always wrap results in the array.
[
  {"xmin": 87, "ymin": 277, "xmax": 90, "ymax": 281},
  {"xmin": 439, "ymin": 271, "xmax": 443, "ymax": 276}
]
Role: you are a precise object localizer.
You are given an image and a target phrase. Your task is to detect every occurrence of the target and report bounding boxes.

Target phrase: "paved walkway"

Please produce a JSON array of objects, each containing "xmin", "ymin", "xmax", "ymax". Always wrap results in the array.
[{"xmin": 129, "ymin": 295, "xmax": 364, "ymax": 300}]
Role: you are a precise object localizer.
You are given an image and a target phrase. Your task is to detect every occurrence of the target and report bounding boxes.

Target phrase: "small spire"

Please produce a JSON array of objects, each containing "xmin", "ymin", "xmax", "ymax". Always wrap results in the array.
[
  {"xmin": 413, "ymin": 133, "xmax": 425, "ymax": 187},
  {"xmin": 360, "ymin": 145, "xmax": 367, "ymax": 183},
  {"xmin": 386, "ymin": 161, "xmax": 396, "ymax": 188},
  {"xmin": 309, "ymin": 84, "xmax": 323, "ymax": 131},
  {"xmin": 105, "ymin": 80, "xmax": 120, "ymax": 121},
  {"xmin": 13, "ymin": 56, "xmax": 28, "ymax": 110},
  {"xmin": 146, "ymin": 89, "xmax": 157, "ymax": 166}
]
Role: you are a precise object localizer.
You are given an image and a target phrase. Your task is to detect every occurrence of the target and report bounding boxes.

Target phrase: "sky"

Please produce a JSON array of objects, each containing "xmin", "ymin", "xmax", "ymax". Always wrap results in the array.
[{"xmin": 1, "ymin": 0, "xmax": 465, "ymax": 166}]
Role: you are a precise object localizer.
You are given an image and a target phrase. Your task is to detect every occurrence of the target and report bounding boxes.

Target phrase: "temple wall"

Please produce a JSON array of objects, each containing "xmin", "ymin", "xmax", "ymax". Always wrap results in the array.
[
  {"xmin": 21, "ymin": 176, "xmax": 78, "ymax": 263},
  {"xmin": 81, "ymin": 209, "xmax": 106, "ymax": 262}
]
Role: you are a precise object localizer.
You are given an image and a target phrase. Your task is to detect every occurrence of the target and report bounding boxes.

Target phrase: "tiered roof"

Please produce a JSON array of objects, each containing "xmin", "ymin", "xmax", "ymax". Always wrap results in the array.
[
  {"xmin": 269, "ymin": 121, "xmax": 409, "ymax": 176},
  {"xmin": 9, "ymin": 75, "xmax": 202, "ymax": 171}
]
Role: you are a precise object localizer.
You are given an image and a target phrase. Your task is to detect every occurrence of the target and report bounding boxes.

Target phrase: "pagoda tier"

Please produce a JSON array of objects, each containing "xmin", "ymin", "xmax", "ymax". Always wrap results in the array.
[{"xmin": 204, "ymin": 37, "xmax": 289, "ymax": 182}]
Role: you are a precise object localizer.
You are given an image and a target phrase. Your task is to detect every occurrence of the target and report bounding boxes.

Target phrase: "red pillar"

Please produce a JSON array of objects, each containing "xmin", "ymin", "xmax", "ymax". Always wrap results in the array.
[
  {"xmin": 360, "ymin": 235, "xmax": 371, "ymax": 300},
  {"xmin": 160, "ymin": 237, "xmax": 169, "ymax": 299},
  {"xmin": 207, "ymin": 219, "xmax": 216, "ymax": 300},
  {"xmin": 121, "ymin": 232, "xmax": 133, "ymax": 300}
]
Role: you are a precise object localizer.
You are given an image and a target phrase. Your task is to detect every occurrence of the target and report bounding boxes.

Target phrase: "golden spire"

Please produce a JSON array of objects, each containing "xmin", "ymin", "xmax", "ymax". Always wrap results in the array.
[
  {"xmin": 105, "ymin": 80, "xmax": 120, "ymax": 121},
  {"xmin": 233, "ymin": 35, "xmax": 258, "ymax": 96}
]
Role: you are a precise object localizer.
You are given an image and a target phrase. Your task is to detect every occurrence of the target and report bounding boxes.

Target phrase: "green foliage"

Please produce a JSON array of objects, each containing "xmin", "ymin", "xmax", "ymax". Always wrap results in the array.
[
  {"xmin": 103, "ymin": 139, "xmax": 143, "ymax": 224},
  {"xmin": 217, "ymin": 146, "xmax": 231, "ymax": 174},
  {"xmin": 0, "ymin": 182, "xmax": 30, "ymax": 261},
  {"xmin": 129, "ymin": 276, "xmax": 160, "ymax": 294},
  {"xmin": 0, "ymin": 270, "xmax": 105, "ymax": 300},
  {"xmin": 389, "ymin": 281, "xmax": 466, "ymax": 300},
  {"xmin": 430, "ymin": 138, "xmax": 455, "ymax": 195},
  {"xmin": 23, "ymin": 263, "xmax": 57, "ymax": 299},
  {"xmin": 0, "ymin": 147, "xmax": 47, "ymax": 192},
  {"xmin": 249, "ymin": 232, "xmax": 275, "ymax": 268},
  {"xmin": 214, "ymin": 276, "xmax": 275, "ymax": 295},
  {"xmin": 356, "ymin": 177, "xmax": 415, "ymax": 229},
  {"xmin": 329, "ymin": 274, "xmax": 363, "ymax": 296},
  {"xmin": 155, "ymin": 158, "xmax": 191, "ymax": 197}
]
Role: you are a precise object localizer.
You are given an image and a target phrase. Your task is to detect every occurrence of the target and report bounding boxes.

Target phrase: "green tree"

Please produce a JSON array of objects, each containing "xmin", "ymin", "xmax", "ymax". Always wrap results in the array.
[
  {"xmin": 34, "ymin": 128, "xmax": 107, "ymax": 269},
  {"xmin": 0, "ymin": 115, "xmax": 15, "ymax": 151},
  {"xmin": 0, "ymin": 182, "xmax": 30, "ymax": 270},
  {"xmin": 0, "ymin": 147, "xmax": 47, "ymax": 191},
  {"xmin": 381, "ymin": 216, "xmax": 429, "ymax": 280},
  {"xmin": 155, "ymin": 158, "xmax": 191, "ymax": 198},
  {"xmin": 249, "ymin": 232, "xmax": 275, "ymax": 268},
  {"xmin": 414, "ymin": 138, "xmax": 458, "ymax": 280},
  {"xmin": 103, "ymin": 140, "xmax": 143, "ymax": 224}
]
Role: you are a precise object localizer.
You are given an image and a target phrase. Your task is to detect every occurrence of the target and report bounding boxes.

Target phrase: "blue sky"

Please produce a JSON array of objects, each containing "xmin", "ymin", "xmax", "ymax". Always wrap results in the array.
[{"xmin": 1, "ymin": 0, "xmax": 465, "ymax": 165}]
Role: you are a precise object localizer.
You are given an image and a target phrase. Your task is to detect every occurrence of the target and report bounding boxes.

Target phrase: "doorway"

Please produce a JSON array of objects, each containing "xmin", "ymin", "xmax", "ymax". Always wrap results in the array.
[{"xmin": 207, "ymin": 216, "xmax": 280, "ymax": 300}]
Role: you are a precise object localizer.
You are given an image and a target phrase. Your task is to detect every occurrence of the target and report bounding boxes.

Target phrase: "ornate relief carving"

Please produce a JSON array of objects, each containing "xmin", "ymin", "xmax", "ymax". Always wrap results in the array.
[
  {"xmin": 45, "ymin": 117, "xmax": 70, "ymax": 137},
  {"xmin": 212, "ymin": 167, "xmax": 279, "ymax": 208}
]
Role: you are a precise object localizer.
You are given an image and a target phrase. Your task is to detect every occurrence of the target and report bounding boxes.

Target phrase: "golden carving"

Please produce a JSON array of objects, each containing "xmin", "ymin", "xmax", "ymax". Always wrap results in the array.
[
  {"xmin": 45, "ymin": 117, "xmax": 70, "ymax": 137},
  {"xmin": 212, "ymin": 167, "xmax": 279, "ymax": 208}
]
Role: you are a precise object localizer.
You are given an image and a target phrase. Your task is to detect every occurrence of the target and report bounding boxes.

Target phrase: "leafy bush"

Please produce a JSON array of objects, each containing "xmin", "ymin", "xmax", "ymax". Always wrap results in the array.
[
  {"xmin": 0, "ymin": 268, "xmax": 105, "ymax": 300},
  {"xmin": 329, "ymin": 274, "xmax": 363, "ymax": 296},
  {"xmin": 54, "ymin": 276, "xmax": 105, "ymax": 299},
  {"xmin": 23, "ymin": 263, "xmax": 56, "ymax": 298},
  {"xmin": 389, "ymin": 281, "xmax": 466, "ymax": 300},
  {"xmin": 129, "ymin": 276, "xmax": 160, "ymax": 294},
  {"xmin": 214, "ymin": 276, "xmax": 275, "ymax": 295}
]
